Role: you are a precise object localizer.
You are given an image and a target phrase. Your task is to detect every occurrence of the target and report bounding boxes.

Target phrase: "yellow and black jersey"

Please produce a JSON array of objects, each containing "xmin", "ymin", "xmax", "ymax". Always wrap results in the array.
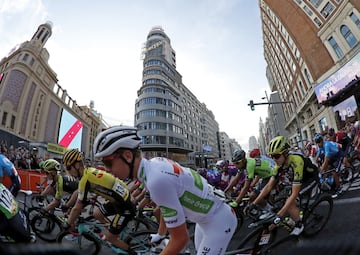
[
  {"xmin": 272, "ymin": 153, "xmax": 317, "ymax": 185},
  {"xmin": 77, "ymin": 168, "xmax": 130, "ymax": 205}
]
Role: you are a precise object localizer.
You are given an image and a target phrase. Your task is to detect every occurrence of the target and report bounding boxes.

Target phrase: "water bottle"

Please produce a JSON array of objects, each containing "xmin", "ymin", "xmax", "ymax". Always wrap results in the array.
[{"xmin": 327, "ymin": 175, "xmax": 334, "ymax": 186}]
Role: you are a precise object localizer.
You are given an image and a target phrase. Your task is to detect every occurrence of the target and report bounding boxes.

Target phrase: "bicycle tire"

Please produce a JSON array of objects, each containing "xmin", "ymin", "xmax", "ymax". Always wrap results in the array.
[
  {"xmin": 302, "ymin": 194, "xmax": 333, "ymax": 237},
  {"xmin": 127, "ymin": 217, "xmax": 153, "ymax": 232},
  {"xmin": 124, "ymin": 230, "xmax": 156, "ymax": 253},
  {"xmin": 31, "ymin": 214, "xmax": 63, "ymax": 242},
  {"xmin": 57, "ymin": 230, "xmax": 101, "ymax": 255}
]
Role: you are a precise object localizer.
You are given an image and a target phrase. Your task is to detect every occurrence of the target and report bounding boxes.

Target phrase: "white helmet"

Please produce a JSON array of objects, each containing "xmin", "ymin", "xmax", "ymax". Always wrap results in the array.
[{"xmin": 93, "ymin": 126, "xmax": 142, "ymax": 158}]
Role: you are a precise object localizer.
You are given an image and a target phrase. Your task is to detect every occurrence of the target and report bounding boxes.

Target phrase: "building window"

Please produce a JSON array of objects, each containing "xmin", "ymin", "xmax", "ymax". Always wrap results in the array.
[
  {"xmin": 328, "ymin": 36, "xmax": 344, "ymax": 58},
  {"xmin": 350, "ymin": 12, "xmax": 360, "ymax": 29},
  {"xmin": 340, "ymin": 25, "xmax": 358, "ymax": 48},
  {"xmin": 22, "ymin": 53, "xmax": 29, "ymax": 62},
  {"xmin": 309, "ymin": 0, "xmax": 323, "ymax": 8},
  {"xmin": 321, "ymin": 2, "xmax": 334, "ymax": 18},
  {"xmin": 1, "ymin": 112, "xmax": 7, "ymax": 126},
  {"xmin": 304, "ymin": 68, "xmax": 312, "ymax": 85},
  {"xmin": 303, "ymin": 5, "xmax": 313, "ymax": 16},
  {"xmin": 10, "ymin": 115, "xmax": 15, "ymax": 129},
  {"xmin": 314, "ymin": 17, "xmax": 322, "ymax": 27}
]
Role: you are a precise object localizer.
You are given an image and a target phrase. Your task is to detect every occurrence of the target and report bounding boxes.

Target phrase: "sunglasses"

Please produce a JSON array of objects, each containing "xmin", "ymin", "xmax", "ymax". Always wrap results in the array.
[
  {"xmin": 271, "ymin": 154, "xmax": 282, "ymax": 159},
  {"xmin": 234, "ymin": 160, "xmax": 244, "ymax": 165},
  {"xmin": 102, "ymin": 154, "xmax": 118, "ymax": 168}
]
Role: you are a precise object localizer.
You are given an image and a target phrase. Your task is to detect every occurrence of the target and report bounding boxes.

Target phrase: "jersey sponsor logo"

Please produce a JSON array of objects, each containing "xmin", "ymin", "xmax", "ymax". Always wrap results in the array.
[
  {"xmin": 165, "ymin": 218, "xmax": 178, "ymax": 225},
  {"xmin": 112, "ymin": 181, "xmax": 129, "ymax": 199},
  {"xmin": 190, "ymin": 169, "xmax": 203, "ymax": 190},
  {"xmin": 179, "ymin": 191, "xmax": 214, "ymax": 213},
  {"xmin": 160, "ymin": 206, "xmax": 177, "ymax": 218}
]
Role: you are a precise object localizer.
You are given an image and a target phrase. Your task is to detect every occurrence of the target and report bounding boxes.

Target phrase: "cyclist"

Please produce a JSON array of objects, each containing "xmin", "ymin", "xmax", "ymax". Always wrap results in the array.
[
  {"xmin": 0, "ymin": 183, "xmax": 33, "ymax": 243},
  {"xmin": 40, "ymin": 159, "xmax": 78, "ymax": 213},
  {"xmin": 314, "ymin": 133, "xmax": 352, "ymax": 197},
  {"xmin": 0, "ymin": 149, "xmax": 21, "ymax": 197},
  {"xmin": 93, "ymin": 125, "xmax": 237, "ymax": 255},
  {"xmin": 63, "ymin": 148, "xmax": 137, "ymax": 254},
  {"xmin": 225, "ymin": 149, "xmax": 274, "ymax": 209},
  {"xmin": 249, "ymin": 135, "xmax": 318, "ymax": 236}
]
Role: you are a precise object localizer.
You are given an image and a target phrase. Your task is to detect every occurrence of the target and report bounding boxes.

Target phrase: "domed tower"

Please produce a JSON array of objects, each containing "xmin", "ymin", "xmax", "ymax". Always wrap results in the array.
[
  {"xmin": 135, "ymin": 26, "xmax": 191, "ymax": 159},
  {"xmin": 31, "ymin": 21, "xmax": 53, "ymax": 48}
]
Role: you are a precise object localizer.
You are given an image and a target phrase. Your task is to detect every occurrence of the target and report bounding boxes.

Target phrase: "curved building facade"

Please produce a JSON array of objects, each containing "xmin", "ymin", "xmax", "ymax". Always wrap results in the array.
[{"xmin": 135, "ymin": 26, "xmax": 219, "ymax": 166}]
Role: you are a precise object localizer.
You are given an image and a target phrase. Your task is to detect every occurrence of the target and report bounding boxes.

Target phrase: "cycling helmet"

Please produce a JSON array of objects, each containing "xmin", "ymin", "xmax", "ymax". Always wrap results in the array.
[
  {"xmin": 268, "ymin": 136, "xmax": 290, "ymax": 155},
  {"xmin": 93, "ymin": 125, "xmax": 142, "ymax": 158},
  {"xmin": 63, "ymin": 148, "xmax": 83, "ymax": 166},
  {"xmin": 314, "ymin": 133, "xmax": 323, "ymax": 143},
  {"xmin": 232, "ymin": 149, "xmax": 246, "ymax": 163},
  {"xmin": 39, "ymin": 160, "xmax": 45, "ymax": 169},
  {"xmin": 43, "ymin": 159, "xmax": 61, "ymax": 172},
  {"xmin": 249, "ymin": 148, "xmax": 260, "ymax": 158},
  {"xmin": 216, "ymin": 160, "xmax": 228, "ymax": 169}
]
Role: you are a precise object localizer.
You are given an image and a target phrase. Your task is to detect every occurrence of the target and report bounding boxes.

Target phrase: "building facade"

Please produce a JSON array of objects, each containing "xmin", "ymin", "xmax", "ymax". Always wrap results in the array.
[
  {"xmin": 135, "ymin": 26, "xmax": 220, "ymax": 167},
  {"xmin": 260, "ymin": 0, "xmax": 360, "ymax": 147},
  {"xmin": 0, "ymin": 23, "xmax": 103, "ymax": 160}
]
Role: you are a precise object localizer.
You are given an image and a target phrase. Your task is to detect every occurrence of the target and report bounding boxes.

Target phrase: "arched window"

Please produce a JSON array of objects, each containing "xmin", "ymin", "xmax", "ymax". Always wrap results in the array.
[{"xmin": 340, "ymin": 25, "xmax": 358, "ymax": 48}]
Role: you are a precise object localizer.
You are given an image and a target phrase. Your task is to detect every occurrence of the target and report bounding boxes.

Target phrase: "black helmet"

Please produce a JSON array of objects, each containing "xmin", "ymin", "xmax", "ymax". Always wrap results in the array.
[{"xmin": 232, "ymin": 149, "xmax": 246, "ymax": 163}]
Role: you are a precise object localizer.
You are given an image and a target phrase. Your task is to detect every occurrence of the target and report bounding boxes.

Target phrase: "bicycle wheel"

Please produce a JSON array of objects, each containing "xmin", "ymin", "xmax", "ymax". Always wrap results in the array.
[
  {"xmin": 127, "ymin": 217, "xmax": 152, "ymax": 232},
  {"xmin": 31, "ymin": 195, "xmax": 51, "ymax": 208},
  {"xmin": 31, "ymin": 214, "xmax": 63, "ymax": 242},
  {"xmin": 57, "ymin": 230, "xmax": 101, "ymax": 255},
  {"xmin": 124, "ymin": 230, "xmax": 156, "ymax": 253},
  {"xmin": 302, "ymin": 194, "xmax": 333, "ymax": 237}
]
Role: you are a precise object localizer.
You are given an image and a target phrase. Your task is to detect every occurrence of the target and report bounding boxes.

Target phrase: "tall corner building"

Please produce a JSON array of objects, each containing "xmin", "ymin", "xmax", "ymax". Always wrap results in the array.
[
  {"xmin": 135, "ymin": 26, "xmax": 220, "ymax": 167},
  {"xmin": 260, "ymin": 0, "xmax": 360, "ymax": 147}
]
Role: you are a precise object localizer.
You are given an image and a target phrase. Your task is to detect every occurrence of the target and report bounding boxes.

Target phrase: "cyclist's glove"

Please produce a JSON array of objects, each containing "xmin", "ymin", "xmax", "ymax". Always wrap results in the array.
[
  {"xmin": 150, "ymin": 233, "xmax": 166, "ymax": 244},
  {"xmin": 273, "ymin": 214, "xmax": 283, "ymax": 226},
  {"xmin": 229, "ymin": 201, "xmax": 238, "ymax": 208}
]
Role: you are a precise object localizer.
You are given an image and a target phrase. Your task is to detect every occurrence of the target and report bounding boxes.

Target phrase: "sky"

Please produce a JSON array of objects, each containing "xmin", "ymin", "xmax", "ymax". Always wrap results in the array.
[{"xmin": 0, "ymin": 0, "xmax": 270, "ymax": 152}]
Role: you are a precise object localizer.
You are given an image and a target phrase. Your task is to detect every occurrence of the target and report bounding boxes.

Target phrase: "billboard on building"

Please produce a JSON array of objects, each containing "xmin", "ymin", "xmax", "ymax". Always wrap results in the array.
[
  {"xmin": 58, "ymin": 109, "xmax": 83, "ymax": 151},
  {"xmin": 314, "ymin": 52, "xmax": 360, "ymax": 104}
]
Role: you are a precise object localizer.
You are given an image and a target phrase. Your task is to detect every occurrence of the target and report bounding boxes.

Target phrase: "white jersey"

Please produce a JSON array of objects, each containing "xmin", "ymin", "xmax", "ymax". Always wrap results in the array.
[{"xmin": 137, "ymin": 157, "xmax": 225, "ymax": 228}]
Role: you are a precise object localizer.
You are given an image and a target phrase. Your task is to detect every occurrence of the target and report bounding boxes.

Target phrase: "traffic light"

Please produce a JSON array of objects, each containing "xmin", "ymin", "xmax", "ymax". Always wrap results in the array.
[{"xmin": 249, "ymin": 100, "xmax": 255, "ymax": 111}]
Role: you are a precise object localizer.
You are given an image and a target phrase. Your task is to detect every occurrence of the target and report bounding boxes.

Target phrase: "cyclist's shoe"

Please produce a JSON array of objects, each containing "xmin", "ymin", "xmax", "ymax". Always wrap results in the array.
[
  {"xmin": 331, "ymin": 187, "xmax": 342, "ymax": 198},
  {"xmin": 290, "ymin": 222, "xmax": 304, "ymax": 236},
  {"xmin": 229, "ymin": 201, "xmax": 238, "ymax": 208}
]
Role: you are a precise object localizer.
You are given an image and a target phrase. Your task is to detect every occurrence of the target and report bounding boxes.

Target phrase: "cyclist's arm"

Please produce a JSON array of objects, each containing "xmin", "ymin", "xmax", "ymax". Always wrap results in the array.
[
  {"xmin": 235, "ymin": 179, "xmax": 251, "ymax": 204},
  {"xmin": 224, "ymin": 173, "xmax": 241, "ymax": 193},
  {"xmin": 64, "ymin": 190, "xmax": 78, "ymax": 208},
  {"xmin": 320, "ymin": 157, "xmax": 330, "ymax": 173},
  {"xmin": 161, "ymin": 223, "xmax": 189, "ymax": 255}
]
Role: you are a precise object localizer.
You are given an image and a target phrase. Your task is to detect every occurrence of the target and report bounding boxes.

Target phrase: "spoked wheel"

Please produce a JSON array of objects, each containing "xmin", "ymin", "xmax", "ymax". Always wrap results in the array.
[
  {"xmin": 31, "ymin": 214, "xmax": 63, "ymax": 242},
  {"xmin": 124, "ymin": 230, "xmax": 156, "ymax": 254},
  {"xmin": 302, "ymin": 194, "xmax": 333, "ymax": 237},
  {"xmin": 57, "ymin": 230, "xmax": 101, "ymax": 255}
]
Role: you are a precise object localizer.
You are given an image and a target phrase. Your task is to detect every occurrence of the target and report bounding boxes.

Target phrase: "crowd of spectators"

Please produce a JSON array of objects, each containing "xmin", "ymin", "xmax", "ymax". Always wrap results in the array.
[{"xmin": 0, "ymin": 140, "xmax": 42, "ymax": 170}]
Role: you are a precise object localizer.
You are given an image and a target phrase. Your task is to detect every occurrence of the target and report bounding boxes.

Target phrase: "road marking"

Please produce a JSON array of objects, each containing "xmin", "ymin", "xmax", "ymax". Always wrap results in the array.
[{"xmin": 335, "ymin": 196, "xmax": 360, "ymax": 205}]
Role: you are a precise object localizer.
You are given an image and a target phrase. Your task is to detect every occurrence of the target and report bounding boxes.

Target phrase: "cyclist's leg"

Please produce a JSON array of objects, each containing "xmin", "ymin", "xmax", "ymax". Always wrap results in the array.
[
  {"xmin": 195, "ymin": 203, "xmax": 237, "ymax": 255},
  {"xmin": 6, "ymin": 210, "xmax": 32, "ymax": 242}
]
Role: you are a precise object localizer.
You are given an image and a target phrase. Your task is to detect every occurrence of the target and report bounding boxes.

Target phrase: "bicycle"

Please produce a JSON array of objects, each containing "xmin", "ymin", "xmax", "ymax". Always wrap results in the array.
[
  {"xmin": 225, "ymin": 187, "xmax": 333, "ymax": 255},
  {"xmin": 57, "ymin": 216, "xmax": 156, "ymax": 255}
]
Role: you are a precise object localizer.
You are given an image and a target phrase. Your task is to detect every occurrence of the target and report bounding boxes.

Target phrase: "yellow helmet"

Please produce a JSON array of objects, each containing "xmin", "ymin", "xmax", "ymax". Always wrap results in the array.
[
  {"xmin": 63, "ymin": 148, "xmax": 83, "ymax": 166},
  {"xmin": 43, "ymin": 159, "xmax": 61, "ymax": 173},
  {"xmin": 268, "ymin": 136, "xmax": 290, "ymax": 155}
]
